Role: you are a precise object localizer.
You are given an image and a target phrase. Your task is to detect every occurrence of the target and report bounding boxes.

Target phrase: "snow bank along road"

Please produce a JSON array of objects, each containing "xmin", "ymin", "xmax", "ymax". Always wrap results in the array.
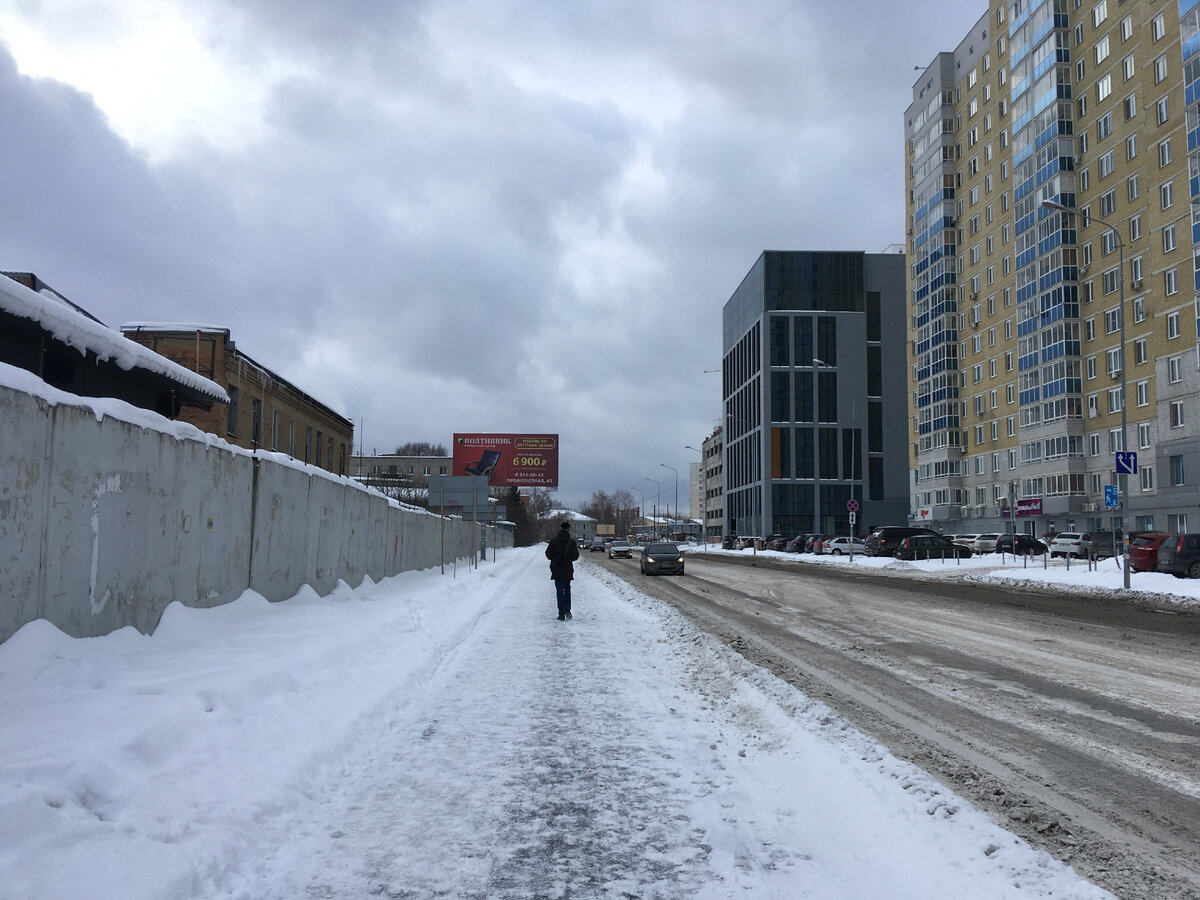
[
  {"xmin": 1, "ymin": 548, "xmax": 1112, "ymax": 899},
  {"xmin": 593, "ymin": 551, "xmax": 1200, "ymax": 900}
]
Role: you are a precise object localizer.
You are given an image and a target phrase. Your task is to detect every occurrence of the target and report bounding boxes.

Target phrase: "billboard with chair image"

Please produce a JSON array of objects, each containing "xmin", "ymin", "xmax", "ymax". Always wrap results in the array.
[{"xmin": 453, "ymin": 433, "xmax": 559, "ymax": 488}]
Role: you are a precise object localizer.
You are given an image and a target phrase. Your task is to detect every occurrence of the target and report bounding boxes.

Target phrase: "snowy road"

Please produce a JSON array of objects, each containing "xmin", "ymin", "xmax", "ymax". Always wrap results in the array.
[{"xmin": 1, "ymin": 548, "xmax": 1110, "ymax": 898}]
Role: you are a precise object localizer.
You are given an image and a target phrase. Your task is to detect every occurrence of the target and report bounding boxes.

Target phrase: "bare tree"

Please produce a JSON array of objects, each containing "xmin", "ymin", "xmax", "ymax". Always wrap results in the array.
[{"xmin": 392, "ymin": 441, "xmax": 448, "ymax": 456}]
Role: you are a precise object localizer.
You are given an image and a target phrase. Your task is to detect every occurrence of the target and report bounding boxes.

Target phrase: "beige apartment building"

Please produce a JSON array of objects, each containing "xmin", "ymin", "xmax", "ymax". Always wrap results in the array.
[{"xmin": 905, "ymin": 0, "xmax": 1200, "ymax": 538}]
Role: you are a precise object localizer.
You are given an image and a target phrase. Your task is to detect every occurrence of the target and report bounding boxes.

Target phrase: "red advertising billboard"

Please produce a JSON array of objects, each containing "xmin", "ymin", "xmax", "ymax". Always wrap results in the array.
[{"xmin": 453, "ymin": 433, "xmax": 559, "ymax": 488}]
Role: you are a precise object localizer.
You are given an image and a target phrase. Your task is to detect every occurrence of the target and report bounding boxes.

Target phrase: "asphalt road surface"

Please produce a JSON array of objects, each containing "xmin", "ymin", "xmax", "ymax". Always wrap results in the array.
[{"xmin": 589, "ymin": 550, "xmax": 1200, "ymax": 900}]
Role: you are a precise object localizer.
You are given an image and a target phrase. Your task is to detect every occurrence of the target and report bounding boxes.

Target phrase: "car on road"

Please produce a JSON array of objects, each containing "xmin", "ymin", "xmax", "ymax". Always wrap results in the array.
[
  {"xmin": 893, "ymin": 534, "xmax": 973, "ymax": 560},
  {"xmin": 865, "ymin": 526, "xmax": 938, "ymax": 557},
  {"xmin": 589, "ymin": 538, "xmax": 606, "ymax": 552},
  {"xmin": 994, "ymin": 533, "xmax": 1046, "ymax": 556},
  {"xmin": 973, "ymin": 533, "xmax": 1002, "ymax": 554},
  {"xmin": 640, "ymin": 542, "xmax": 685, "ymax": 575},
  {"xmin": 1049, "ymin": 532, "xmax": 1093, "ymax": 559},
  {"xmin": 1155, "ymin": 533, "xmax": 1200, "ymax": 578},
  {"xmin": 824, "ymin": 536, "xmax": 866, "ymax": 555},
  {"xmin": 1128, "ymin": 532, "xmax": 1170, "ymax": 572},
  {"xmin": 607, "ymin": 540, "xmax": 632, "ymax": 559}
]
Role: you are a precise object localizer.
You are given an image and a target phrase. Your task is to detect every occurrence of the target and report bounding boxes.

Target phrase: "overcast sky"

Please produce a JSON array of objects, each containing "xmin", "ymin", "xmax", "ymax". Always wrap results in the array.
[{"xmin": 0, "ymin": 1, "xmax": 983, "ymax": 513}]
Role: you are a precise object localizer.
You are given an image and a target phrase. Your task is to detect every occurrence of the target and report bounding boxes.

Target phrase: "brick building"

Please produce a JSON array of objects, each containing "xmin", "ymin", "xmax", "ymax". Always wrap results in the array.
[{"xmin": 122, "ymin": 325, "xmax": 354, "ymax": 474}]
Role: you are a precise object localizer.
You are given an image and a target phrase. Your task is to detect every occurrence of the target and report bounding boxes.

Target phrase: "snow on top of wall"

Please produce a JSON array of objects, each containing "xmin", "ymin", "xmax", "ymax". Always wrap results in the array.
[
  {"xmin": 0, "ymin": 277, "xmax": 230, "ymax": 404},
  {"xmin": 0, "ymin": 360, "xmax": 437, "ymax": 517}
]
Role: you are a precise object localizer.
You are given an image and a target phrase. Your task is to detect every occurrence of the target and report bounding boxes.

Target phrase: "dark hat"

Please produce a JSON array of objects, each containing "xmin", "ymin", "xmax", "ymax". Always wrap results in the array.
[{"xmin": 560, "ymin": 521, "xmax": 571, "ymax": 530}]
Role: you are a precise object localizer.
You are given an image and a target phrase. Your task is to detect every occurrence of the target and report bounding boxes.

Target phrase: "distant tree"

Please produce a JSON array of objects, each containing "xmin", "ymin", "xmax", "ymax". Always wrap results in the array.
[
  {"xmin": 580, "ymin": 489, "xmax": 637, "ymax": 535},
  {"xmin": 526, "ymin": 488, "xmax": 555, "ymax": 519},
  {"xmin": 393, "ymin": 441, "xmax": 448, "ymax": 456}
]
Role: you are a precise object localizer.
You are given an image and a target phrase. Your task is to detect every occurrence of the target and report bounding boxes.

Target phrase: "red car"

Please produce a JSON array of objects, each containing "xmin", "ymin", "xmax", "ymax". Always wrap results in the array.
[{"xmin": 1128, "ymin": 532, "xmax": 1170, "ymax": 572}]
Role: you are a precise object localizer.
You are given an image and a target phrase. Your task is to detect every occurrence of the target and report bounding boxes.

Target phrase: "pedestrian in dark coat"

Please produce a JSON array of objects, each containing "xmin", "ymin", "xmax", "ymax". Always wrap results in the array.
[{"xmin": 545, "ymin": 521, "xmax": 580, "ymax": 620}]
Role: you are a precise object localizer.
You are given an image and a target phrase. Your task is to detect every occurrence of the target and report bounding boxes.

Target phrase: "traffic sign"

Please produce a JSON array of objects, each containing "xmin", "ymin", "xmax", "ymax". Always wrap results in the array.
[
  {"xmin": 1104, "ymin": 485, "xmax": 1119, "ymax": 508},
  {"xmin": 1115, "ymin": 451, "xmax": 1138, "ymax": 475},
  {"xmin": 849, "ymin": 512, "xmax": 857, "ymax": 525},
  {"xmin": 847, "ymin": 499, "xmax": 859, "ymax": 512}
]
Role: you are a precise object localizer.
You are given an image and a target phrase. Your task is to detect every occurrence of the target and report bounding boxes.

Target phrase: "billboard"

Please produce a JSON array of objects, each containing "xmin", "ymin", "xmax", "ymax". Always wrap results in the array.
[{"xmin": 453, "ymin": 433, "xmax": 559, "ymax": 488}]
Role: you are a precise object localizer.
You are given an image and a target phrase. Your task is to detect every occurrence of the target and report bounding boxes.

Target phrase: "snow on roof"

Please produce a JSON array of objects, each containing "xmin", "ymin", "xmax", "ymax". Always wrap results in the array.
[
  {"xmin": 546, "ymin": 508, "xmax": 597, "ymax": 523},
  {"xmin": 120, "ymin": 322, "xmax": 230, "ymax": 335},
  {"xmin": 0, "ymin": 277, "xmax": 229, "ymax": 404}
]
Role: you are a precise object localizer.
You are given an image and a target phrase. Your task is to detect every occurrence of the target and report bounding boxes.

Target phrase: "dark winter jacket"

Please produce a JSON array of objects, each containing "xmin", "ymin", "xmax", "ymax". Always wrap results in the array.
[{"xmin": 545, "ymin": 530, "xmax": 580, "ymax": 580}]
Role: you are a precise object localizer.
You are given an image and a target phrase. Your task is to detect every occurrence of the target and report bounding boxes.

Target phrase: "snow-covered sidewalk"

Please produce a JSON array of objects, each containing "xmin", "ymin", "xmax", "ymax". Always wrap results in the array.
[{"xmin": 0, "ymin": 548, "xmax": 1111, "ymax": 898}]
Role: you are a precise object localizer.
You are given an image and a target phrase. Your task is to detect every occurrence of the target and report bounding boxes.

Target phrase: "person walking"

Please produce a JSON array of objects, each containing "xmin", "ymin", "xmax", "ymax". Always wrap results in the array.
[{"xmin": 545, "ymin": 521, "xmax": 580, "ymax": 620}]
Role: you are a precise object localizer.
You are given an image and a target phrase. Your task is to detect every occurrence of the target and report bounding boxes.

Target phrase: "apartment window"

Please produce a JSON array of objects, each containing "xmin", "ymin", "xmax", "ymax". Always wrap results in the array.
[
  {"xmin": 1159, "ymin": 139, "xmax": 1172, "ymax": 167},
  {"xmin": 250, "ymin": 397, "xmax": 262, "ymax": 446},
  {"xmin": 1126, "ymin": 133, "xmax": 1137, "ymax": 159},
  {"xmin": 1156, "ymin": 95, "xmax": 1169, "ymax": 124},
  {"xmin": 1106, "ymin": 346, "xmax": 1122, "ymax": 376},
  {"xmin": 1154, "ymin": 54, "xmax": 1168, "ymax": 84},
  {"xmin": 1089, "ymin": 433, "xmax": 1101, "ymax": 456},
  {"xmin": 1171, "ymin": 401, "xmax": 1185, "ymax": 428},
  {"xmin": 1168, "ymin": 310, "xmax": 1181, "ymax": 338},
  {"xmin": 1107, "ymin": 388, "xmax": 1122, "ymax": 413},
  {"xmin": 1087, "ymin": 355, "xmax": 1098, "ymax": 379},
  {"xmin": 1123, "ymin": 94, "xmax": 1136, "ymax": 120},
  {"xmin": 1134, "ymin": 338, "xmax": 1148, "ymax": 364},
  {"xmin": 1097, "ymin": 112, "xmax": 1113, "ymax": 140},
  {"xmin": 1164, "ymin": 224, "xmax": 1177, "ymax": 253},
  {"xmin": 1095, "ymin": 35, "xmax": 1110, "ymax": 64},
  {"xmin": 1092, "ymin": 0, "xmax": 1107, "ymax": 28},
  {"xmin": 1122, "ymin": 54, "xmax": 1135, "ymax": 81},
  {"xmin": 1080, "ymin": 167, "xmax": 1091, "ymax": 191},
  {"xmin": 1138, "ymin": 423, "xmax": 1152, "ymax": 450},
  {"xmin": 1141, "ymin": 466, "xmax": 1154, "ymax": 491},
  {"xmin": 1152, "ymin": 13, "xmax": 1165, "ymax": 41},
  {"xmin": 304, "ymin": 426, "xmax": 312, "ymax": 464},
  {"xmin": 1136, "ymin": 379, "xmax": 1149, "ymax": 406},
  {"xmin": 1161, "ymin": 181, "xmax": 1174, "ymax": 209},
  {"xmin": 1077, "ymin": 59, "xmax": 1087, "ymax": 82},
  {"xmin": 1085, "ymin": 318, "xmax": 1096, "ymax": 341},
  {"xmin": 226, "ymin": 385, "xmax": 239, "ymax": 435},
  {"xmin": 1165, "ymin": 268, "xmax": 1179, "ymax": 295},
  {"xmin": 1128, "ymin": 173, "xmax": 1139, "ymax": 200},
  {"xmin": 289, "ymin": 419, "xmax": 296, "ymax": 456},
  {"xmin": 1099, "ymin": 149, "xmax": 1115, "ymax": 178},
  {"xmin": 1097, "ymin": 74, "xmax": 1112, "ymax": 102},
  {"xmin": 271, "ymin": 409, "xmax": 280, "ymax": 451},
  {"xmin": 1171, "ymin": 455, "xmax": 1185, "ymax": 486},
  {"xmin": 1101, "ymin": 230, "xmax": 1118, "ymax": 255},
  {"xmin": 1169, "ymin": 355, "xmax": 1183, "ymax": 382},
  {"xmin": 1129, "ymin": 214, "xmax": 1141, "ymax": 241},
  {"xmin": 1100, "ymin": 189, "xmax": 1116, "ymax": 216}
]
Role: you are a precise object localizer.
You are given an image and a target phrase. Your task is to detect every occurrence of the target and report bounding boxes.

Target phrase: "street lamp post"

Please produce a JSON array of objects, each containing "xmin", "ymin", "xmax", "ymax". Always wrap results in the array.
[
  {"xmin": 644, "ymin": 476, "xmax": 661, "ymax": 539},
  {"xmin": 1041, "ymin": 198, "xmax": 1130, "ymax": 588},
  {"xmin": 660, "ymin": 463, "xmax": 678, "ymax": 541},
  {"xmin": 814, "ymin": 357, "xmax": 856, "ymax": 561},
  {"xmin": 685, "ymin": 444, "xmax": 707, "ymax": 550},
  {"xmin": 629, "ymin": 485, "xmax": 645, "ymax": 542}
]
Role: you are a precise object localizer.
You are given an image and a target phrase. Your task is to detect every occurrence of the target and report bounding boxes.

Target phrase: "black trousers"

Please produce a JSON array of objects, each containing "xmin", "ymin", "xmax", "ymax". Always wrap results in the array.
[{"xmin": 554, "ymin": 579, "xmax": 572, "ymax": 615}]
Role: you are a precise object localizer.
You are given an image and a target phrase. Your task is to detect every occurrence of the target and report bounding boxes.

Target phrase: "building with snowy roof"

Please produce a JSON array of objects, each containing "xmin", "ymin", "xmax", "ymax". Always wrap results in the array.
[
  {"xmin": 121, "ymin": 324, "xmax": 354, "ymax": 475},
  {"xmin": 0, "ymin": 272, "xmax": 228, "ymax": 418}
]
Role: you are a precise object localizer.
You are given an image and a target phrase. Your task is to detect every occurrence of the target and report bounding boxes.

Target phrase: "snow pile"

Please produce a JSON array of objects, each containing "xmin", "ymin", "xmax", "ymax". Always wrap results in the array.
[{"xmin": 0, "ymin": 549, "xmax": 1112, "ymax": 898}]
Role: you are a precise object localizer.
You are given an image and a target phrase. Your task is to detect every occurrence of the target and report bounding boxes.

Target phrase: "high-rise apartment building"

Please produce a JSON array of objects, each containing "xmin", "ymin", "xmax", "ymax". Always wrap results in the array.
[
  {"xmin": 905, "ymin": 0, "xmax": 1200, "ymax": 538},
  {"xmin": 721, "ymin": 251, "xmax": 911, "ymax": 539}
]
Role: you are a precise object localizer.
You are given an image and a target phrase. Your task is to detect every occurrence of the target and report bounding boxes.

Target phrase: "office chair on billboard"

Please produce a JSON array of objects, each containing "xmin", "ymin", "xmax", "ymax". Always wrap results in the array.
[{"xmin": 464, "ymin": 449, "xmax": 501, "ymax": 480}]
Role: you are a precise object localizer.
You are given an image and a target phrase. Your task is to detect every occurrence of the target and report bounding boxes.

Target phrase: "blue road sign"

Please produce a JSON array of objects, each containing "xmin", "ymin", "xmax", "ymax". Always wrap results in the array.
[
  {"xmin": 1104, "ymin": 485, "xmax": 1119, "ymax": 508},
  {"xmin": 1115, "ymin": 451, "xmax": 1138, "ymax": 475}
]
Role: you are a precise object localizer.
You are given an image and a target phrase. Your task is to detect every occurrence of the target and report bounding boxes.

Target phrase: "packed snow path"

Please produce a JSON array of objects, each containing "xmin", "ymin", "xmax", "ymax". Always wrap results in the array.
[{"xmin": 0, "ymin": 548, "xmax": 1109, "ymax": 898}]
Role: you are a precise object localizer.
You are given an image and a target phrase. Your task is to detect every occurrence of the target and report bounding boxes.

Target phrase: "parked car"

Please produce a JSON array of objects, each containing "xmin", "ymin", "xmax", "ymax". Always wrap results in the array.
[
  {"xmin": 893, "ymin": 534, "xmax": 973, "ymax": 560},
  {"xmin": 640, "ymin": 542, "xmax": 685, "ymax": 575},
  {"xmin": 1155, "ymin": 533, "xmax": 1200, "ymax": 578},
  {"xmin": 784, "ymin": 534, "xmax": 811, "ymax": 552},
  {"xmin": 1049, "ymin": 532, "xmax": 1094, "ymax": 559},
  {"xmin": 952, "ymin": 533, "xmax": 979, "ymax": 548},
  {"xmin": 994, "ymin": 533, "xmax": 1046, "ymax": 555},
  {"xmin": 1051, "ymin": 532, "xmax": 1099, "ymax": 561},
  {"xmin": 973, "ymin": 533, "xmax": 1002, "ymax": 554},
  {"xmin": 607, "ymin": 540, "xmax": 632, "ymax": 559},
  {"xmin": 722, "ymin": 534, "xmax": 739, "ymax": 550},
  {"xmin": 1128, "ymin": 532, "xmax": 1170, "ymax": 572},
  {"xmin": 589, "ymin": 538, "xmax": 606, "ymax": 552},
  {"xmin": 766, "ymin": 533, "xmax": 789, "ymax": 551},
  {"xmin": 864, "ymin": 526, "xmax": 938, "ymax": 557},
  {"xmin": 1087, "ymin": 531, "xmax": 1124, "ymax": 559},
  {"xmin": 735, "ymin": 535, "xmax": 763, "ymax": 550},
  {"xmin": 803, "ymin": 534, "xmax": 827, "ymax": 553},
  {"xmin": 824, "ymin": 536, "xmax": 866, "ymax": 555}
]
